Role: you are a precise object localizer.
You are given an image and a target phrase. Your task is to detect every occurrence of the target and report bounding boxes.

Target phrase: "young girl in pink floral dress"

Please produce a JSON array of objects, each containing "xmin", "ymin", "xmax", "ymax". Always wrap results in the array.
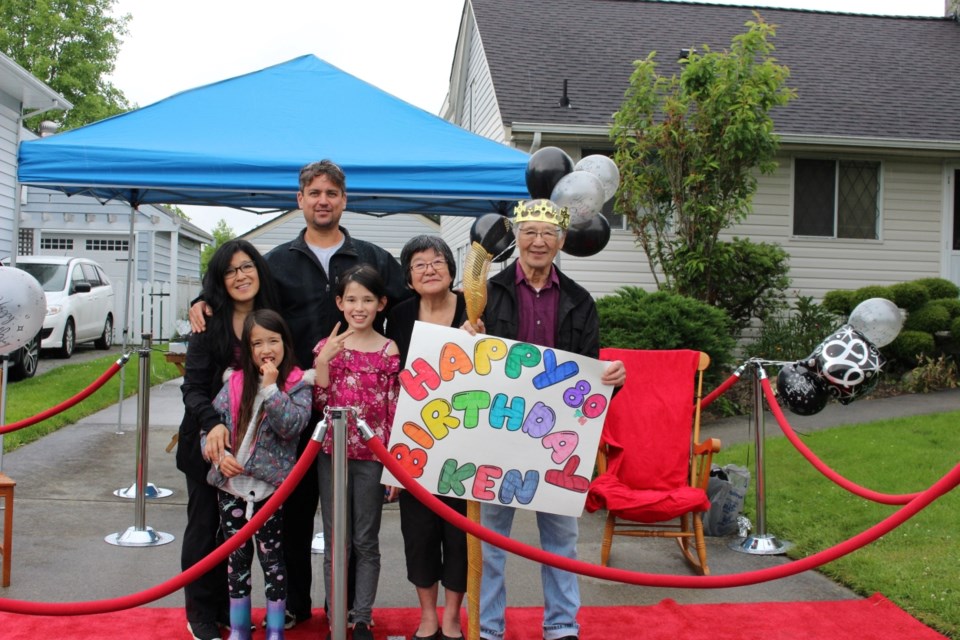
[{"xmin": 312, "ymin": 264, "xmax": 401, "ymax": 640}]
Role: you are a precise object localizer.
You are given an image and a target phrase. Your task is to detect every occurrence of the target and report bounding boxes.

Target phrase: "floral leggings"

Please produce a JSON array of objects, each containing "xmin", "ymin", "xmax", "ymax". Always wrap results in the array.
[{"xmin": 217, "ymin": 492, "xmax": 286, "ymax": 600}]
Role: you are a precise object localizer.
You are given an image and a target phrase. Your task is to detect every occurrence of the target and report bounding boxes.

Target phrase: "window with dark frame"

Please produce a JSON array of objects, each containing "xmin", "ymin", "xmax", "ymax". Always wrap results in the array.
[{"xmin": 793, "ymin": 158, "xmax": 880, "ymax": 239}]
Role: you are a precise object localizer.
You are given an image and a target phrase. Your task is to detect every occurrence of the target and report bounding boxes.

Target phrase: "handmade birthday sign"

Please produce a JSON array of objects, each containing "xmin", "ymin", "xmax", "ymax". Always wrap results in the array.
[{"xmin": 382, "ymin": 322, "xmax": 613, "ymax": 517}]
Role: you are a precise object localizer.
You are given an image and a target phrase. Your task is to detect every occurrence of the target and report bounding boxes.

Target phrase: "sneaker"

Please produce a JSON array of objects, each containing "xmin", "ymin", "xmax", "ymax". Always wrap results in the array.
[
  {"xmin": 352, "ymin": 621, "xmax": 374, "ymax": 640},
  {"xmin": 187, "ymin": 620, "xmax": 222, "ymax": 640}
]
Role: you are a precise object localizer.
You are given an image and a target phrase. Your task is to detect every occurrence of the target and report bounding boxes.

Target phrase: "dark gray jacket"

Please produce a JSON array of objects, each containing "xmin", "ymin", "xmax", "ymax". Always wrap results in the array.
[
  {"xmin": 265, "ymin": 226, "xmax": 409, "ymax": 369},
  {"xmin": 483, "ymin": 260, "xmax": 600, "ymax": 359}
]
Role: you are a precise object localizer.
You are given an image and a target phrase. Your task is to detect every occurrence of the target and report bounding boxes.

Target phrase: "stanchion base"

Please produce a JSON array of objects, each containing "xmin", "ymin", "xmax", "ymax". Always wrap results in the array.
[
  {"xmin": 113, "ymin": 483, "xmax": 174, "ymax": 499},
  {"xmin": 105, "ymin": 525, "xmax": 175, "ymax": 547},
  {"xmin": 729, "ymin": 532, "xmax": 792, "ymax": 555}
]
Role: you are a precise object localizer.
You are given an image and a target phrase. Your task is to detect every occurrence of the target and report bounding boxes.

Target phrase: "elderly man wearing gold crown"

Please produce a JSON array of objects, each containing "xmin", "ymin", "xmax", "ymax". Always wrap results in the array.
[{"xmin": 463, "ymin": 198, "xmax": 626, "ymax": 640}]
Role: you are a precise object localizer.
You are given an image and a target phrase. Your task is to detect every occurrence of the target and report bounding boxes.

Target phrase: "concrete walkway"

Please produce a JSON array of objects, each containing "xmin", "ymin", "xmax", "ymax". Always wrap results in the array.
[{"xmin": 0, "ymin": 369, "xmax": 956, "ymax": 614}]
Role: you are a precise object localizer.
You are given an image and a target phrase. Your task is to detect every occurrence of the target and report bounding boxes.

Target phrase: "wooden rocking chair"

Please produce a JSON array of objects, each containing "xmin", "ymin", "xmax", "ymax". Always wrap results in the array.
[{"xmin": 585, "ymin": 348, "xmax": 720, "ymax": 575}]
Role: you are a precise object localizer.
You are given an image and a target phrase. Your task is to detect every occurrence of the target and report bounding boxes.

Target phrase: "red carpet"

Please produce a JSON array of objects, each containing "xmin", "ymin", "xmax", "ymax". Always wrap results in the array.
[{"xmin": 0, "ymin": 594, "xmax": 947, "ymax": 639}]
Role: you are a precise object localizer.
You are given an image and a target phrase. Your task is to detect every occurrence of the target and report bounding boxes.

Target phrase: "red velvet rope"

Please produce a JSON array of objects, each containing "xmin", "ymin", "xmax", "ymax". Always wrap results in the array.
[
  {"xmin": 368, "ymin": 435, "xmax": 960, "ymax": 589},
  {"xmin": 760, "ymin": 378, "xmax": 922, "ymax": 505},
  {"xmin": 0, "ymin": 438, "xmax": 321, "ymax": 615},
  {"xmin": 2, "ymin": 428, "xmax": 956, "ymax": 615},
  {"xmin": 0, "ymin": 356, "xmax": 129, "ymax": 435},
  {"xmin": 701, "ymin": 370, "xmax": 742, "ymax": 409}
]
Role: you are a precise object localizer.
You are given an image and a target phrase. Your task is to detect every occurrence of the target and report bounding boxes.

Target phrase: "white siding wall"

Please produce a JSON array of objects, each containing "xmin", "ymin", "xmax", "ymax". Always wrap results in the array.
[
  {"xmin": 0, "ymin": 97, "xmax": 18, "ymax": 259},
  {"xmin": 451, "ymin": 7, "xmax": 508, "ymax": 142},
  {"xmin": 243, "ymin": 210, "xmax": 441, "ymax": 259}
]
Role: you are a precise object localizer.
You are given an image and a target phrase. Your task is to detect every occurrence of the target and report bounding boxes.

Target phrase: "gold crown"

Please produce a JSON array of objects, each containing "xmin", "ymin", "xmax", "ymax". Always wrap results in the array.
[{"xmin": 513, "ymin": 199, "xmax": 570, "ymax": 230}]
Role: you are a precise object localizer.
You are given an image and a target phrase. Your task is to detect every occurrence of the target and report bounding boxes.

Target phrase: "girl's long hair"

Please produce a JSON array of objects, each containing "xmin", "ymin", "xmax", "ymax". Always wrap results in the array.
[
  {"xmin": 202, "ymin": 239, "xmax": 279, "ymax": 367},
  {"xmin": 235, "ymin": 309, "xmax": 296, "ymax": 445}
]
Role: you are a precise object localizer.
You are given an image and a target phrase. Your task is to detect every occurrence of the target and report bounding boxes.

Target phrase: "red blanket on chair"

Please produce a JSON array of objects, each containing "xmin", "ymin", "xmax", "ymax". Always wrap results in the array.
[{"xmin": 585, "ymin": 349, "xmax": 710, "ymax": 523}]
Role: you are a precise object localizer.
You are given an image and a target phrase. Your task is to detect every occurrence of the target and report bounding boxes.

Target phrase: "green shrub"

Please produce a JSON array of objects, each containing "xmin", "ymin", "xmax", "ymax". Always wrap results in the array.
[
  {"xmin": 952, "ymin": 316, "xmax": 960, "ymax": 338},
  {"xmin": 913, "ymin": 277, "xmax": 960, "ymax": 300},
  {"xmin": 888, "ymin": 281, "xmax": 929, "ymax": 312},
  {"xmin": 597, "ymin": 287, "xmax": 736, "ymax": 371},
  {"xmin": 744, "ymin": 296, "xmax": 841, "ymax": 362},
  {"xmin": 821, "ymin": 289, "xmax": 854, "ymax": 316},
  {"xmin": 931, "ymin": 297, "xmax": 960, "ymax": 319},
  {"xmin": 850, "ymin": 285, "xmax": 894, "ymax": 308},
  {"xmin": 903, "ymin": 302, "xmax": 951, "ymax": 333},
  {"xmin": 703, "ymin": 237, "xmax": 791, "ymax": 329},
  {"xmin": 900, "ymin": 354, "xmax": 959, "ymax": 393},
  {"xmin": 884, "ymin": 330, "xmax": 936, "ymax": 367}
]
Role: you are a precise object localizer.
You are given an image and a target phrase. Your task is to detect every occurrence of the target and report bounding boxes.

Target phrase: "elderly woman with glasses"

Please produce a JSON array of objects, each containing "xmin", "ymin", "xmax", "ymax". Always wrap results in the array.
[{"xmin": 385, "ymin": 234, "xmax": 467, "ymax": 640}]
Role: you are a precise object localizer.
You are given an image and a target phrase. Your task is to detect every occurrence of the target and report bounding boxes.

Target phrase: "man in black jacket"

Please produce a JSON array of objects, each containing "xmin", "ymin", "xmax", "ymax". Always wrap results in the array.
[{"xmin": 463, "ymin": 199, "xmax": 624, "ymax": 640}]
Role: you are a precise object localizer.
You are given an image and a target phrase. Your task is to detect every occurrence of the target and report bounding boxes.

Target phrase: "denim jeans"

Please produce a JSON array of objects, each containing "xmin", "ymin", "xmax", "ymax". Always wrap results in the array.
[{"xmin": 479, "ymin": 503, "xmax": 580, "ymax": 640}]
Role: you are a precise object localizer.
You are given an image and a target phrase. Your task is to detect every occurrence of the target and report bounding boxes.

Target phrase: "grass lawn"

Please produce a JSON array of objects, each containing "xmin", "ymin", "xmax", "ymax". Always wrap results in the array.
[
  {"xmin": 1, "ymin": 348, "xmax": 183, "ymax": 452},
  {"xmin": 714, "ymin": 412, "xmax": 960, "ymax": 639}
]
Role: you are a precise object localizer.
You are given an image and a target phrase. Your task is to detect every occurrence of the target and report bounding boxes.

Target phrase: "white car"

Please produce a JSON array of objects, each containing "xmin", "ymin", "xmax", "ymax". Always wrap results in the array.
[{"xmin": 3, "ymin": 256, "xmax": 116, "ymax": 358}]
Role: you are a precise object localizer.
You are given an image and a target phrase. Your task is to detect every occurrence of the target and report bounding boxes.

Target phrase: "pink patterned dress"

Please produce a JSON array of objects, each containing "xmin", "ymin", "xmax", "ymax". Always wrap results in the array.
[{"xmin": 312, "ymin": 339, "xmax": 400, "ymax": 461}]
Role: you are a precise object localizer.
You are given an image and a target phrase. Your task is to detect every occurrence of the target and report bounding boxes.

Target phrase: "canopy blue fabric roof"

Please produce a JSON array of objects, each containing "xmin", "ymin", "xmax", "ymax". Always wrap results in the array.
[{"xmin": 17, "ymin": 55, "xmax": 530, "ymax": 216}]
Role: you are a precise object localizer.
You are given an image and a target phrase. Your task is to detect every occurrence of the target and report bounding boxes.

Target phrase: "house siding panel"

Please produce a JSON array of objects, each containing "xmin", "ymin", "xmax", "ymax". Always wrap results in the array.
[{"xmin": 0, "ymin": 100, "xmax": 17, "ymax": 258}]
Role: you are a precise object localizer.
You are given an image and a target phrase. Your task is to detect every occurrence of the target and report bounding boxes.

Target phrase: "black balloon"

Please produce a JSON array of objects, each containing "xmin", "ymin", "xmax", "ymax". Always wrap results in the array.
[
  {"xmin": 806, "ymin": 324, "xmax": 886, "ymax": 406},
  {"xmin": 525, "ymin": 147, "xmax": 574, "ymax": 199},
  {"xmin": 777, "ymin": 362, "xmax": 829, "ymax": 416},
  {"xmin": 561, "ymin": 214, "xmax": 610, "ymax": 257},
  {"xmin": 470, "ymin": 213, "xmax": 515, "ymax": 262}
]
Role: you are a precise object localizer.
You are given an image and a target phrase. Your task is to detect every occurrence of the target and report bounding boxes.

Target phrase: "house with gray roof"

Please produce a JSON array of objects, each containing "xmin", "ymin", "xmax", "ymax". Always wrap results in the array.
[{"xmin": 441, "ymin": 0, "xmax": 960, "ymax": 303}]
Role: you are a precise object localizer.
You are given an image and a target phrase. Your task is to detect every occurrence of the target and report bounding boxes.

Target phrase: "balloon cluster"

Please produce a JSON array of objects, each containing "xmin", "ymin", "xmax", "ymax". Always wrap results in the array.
[
  {"xmin": 470, "ymin": 147, "xmax": 621, "ymax": 259},
  {"xmin": 0, "ymin": 266, "xmax": 47, "ymax": 356},
  {"xmin": 776, "ymin": 298, "xmax": 904, "ymax": 416}
]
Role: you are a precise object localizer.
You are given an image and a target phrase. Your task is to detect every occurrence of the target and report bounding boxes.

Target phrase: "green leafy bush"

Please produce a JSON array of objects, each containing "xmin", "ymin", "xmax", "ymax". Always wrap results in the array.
[
  {"xmin": 699, "ymin": 237, "xmax": 790, "ymax": 329},
  {"xmin": 884, "ymin": 330, "xmax": 936, "ymax": 368},
  {"xmin": 888, "ymin": 281, "xmax": 929, "ymax": 312},
  {"xmin": 913, "ymin": 277, "xmax": 960, "ymax": 300},
  {"xmin": 903, "ymin": 302, "xmax": 951, "ymax": 333},
  {"xmin": 821, "ymin": 289, "xmax": 854, "ymax": 316},
  {"xmin": 900, "ymin": 354, "xmax": 959, "ymax": 393},
  {"xmin": 850, "ymin": 285, "xmax": 894, "ymax": 308},
  {"xmin": 597, "ymin": 287, "xmax": 736, "ymax": 371},
  {"xmin": 952, "ymin": 316, "xmax": 960, "ymax": 338},
  {"xmin": 931, "ymin": 297, "xmax": 960, "ymax": 319},
  {"xmin": 744, "ymin": 296, "xmax": 840, "ymax": 362}
]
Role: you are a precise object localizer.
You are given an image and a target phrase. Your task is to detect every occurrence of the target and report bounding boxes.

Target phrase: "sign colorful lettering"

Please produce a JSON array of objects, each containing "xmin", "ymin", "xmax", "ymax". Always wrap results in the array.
[{"xmin": 382, "ymin": 323, "xmax": 612, "ymax": 517}]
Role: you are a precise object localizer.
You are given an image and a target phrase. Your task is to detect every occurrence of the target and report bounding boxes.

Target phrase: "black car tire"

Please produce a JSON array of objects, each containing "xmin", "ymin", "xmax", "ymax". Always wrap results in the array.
[
  {"xmin": 59, "ymin": 319, "xmax": 76, "ymax": 358},
  {"xmin": 8, "ymin": 331, "xmax": 41, "ymax": 380},
  {"xmin": 94, "ymin": 316, "xmax": 113, "ymax": 350}
]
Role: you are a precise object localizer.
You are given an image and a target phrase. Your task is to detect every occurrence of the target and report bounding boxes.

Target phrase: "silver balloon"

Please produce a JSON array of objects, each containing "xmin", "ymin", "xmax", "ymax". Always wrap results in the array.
[
  {"xmin": 0, "ymin": 267, "xmax": 47, "ymax": 356},
  {"xmin": 574, "ymin": 154, "xmax": 620, "ymax": 202},
  {"xmin": 848, "ymin": 297, "xmax": 903, "ymax": 348},
  {"xmin": 550, "ymin": 170, "xmax": 605, "ymax": 227}
]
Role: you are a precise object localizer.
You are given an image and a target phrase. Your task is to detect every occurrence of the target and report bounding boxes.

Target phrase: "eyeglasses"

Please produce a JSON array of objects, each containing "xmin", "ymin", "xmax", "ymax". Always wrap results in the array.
[
  {"xmin": 410, "ymin": 259, "xmax": 448, "ymax": 273},
  {"xmin": 519, "ymin": 228, "xmax": 560, "ymax": 242},
  {"xmin": 224, "ymin": 261, "xmax": 257, "ymax": 279}
]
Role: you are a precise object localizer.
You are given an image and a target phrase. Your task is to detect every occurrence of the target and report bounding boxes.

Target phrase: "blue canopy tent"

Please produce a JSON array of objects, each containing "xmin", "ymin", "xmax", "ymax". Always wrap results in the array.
[{"xmin": 16, "ymin": 54, "xmax": 530, "ymax": 215}]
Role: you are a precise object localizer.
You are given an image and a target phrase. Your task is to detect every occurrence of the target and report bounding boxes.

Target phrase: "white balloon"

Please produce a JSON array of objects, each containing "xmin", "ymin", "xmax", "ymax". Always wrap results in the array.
[
  {"xmin": 848, "ymin": 297, "xmax": 903, "ymax": 348},
  {"xmin": 574, "ymin": 154, "xmax": 620, "ymax": 202},
  {"xmin": 550, "ymin": 170, "xmax": 605, "ymax": 227},
  {"xmin": 0, "ymin": 267, "xmax": 47, "ymax": 356}
]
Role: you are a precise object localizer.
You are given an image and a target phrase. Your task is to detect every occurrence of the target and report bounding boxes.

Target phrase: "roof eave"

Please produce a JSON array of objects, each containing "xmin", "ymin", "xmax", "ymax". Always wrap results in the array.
[{"xmin": 509, "ymin": 121, "xmax": 960, "ymax": 157}]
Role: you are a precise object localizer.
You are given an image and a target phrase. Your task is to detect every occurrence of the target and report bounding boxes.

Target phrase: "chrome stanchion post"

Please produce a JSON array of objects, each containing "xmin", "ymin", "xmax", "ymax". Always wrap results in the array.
[
  {"xmin": 730, "ymin": 362, "xmax": 791, "ymax": 555},
  {"xmin": 325, "ymin": 407, "xmax": 350, "ymax": 640},
  {"xmin": 106, "ymin": 333, "xmax": 174, "ymax": 546},
  {"xmin": 114, "ymin": 333, "xmax": 172, "ymax": 500}
]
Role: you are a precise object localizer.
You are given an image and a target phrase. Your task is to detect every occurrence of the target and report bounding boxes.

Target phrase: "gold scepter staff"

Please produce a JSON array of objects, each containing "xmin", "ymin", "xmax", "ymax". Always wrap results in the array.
[{"xmin": 462, "ymin": 240, "xmax": 493, "ymax": 640}]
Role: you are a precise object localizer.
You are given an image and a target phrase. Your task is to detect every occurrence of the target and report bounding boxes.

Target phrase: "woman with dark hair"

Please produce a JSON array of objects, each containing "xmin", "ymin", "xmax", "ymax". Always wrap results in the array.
[
  {"xmin": 386, "ymin": 235, "xmax": 467, "ymax": 640},
  {"xmin": 177, "ymin": 239, "xmax": 279, "ymax": 640}
]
